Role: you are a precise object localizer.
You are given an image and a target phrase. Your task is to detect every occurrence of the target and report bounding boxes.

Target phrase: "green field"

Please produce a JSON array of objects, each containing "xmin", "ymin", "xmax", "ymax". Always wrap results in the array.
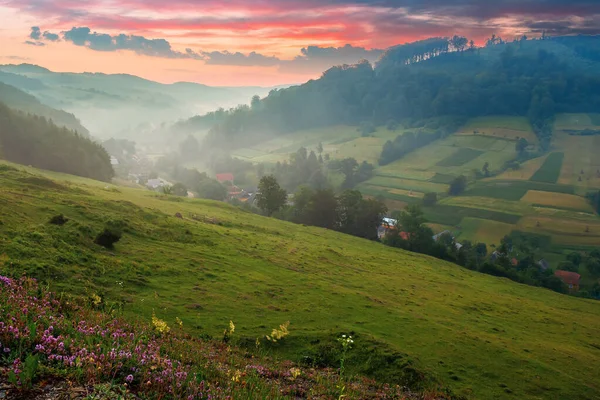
[
  {"xmin": 457, "ymin": 217, "xmax": 515, "ymax": 247},
  {"xmin": 2, "ymin": 162, "xmax": 600, "ymax": 399},
  {"xmin": 436, "ymin": 148, "xmax": 484, "ymax": 167},
  {"xmin": 464, "ymin": 180, "xmax": 576, "ymax": 201},
  {"xmin": 530, "ymin": 152, "xmax": 565, "ymax": 183},
  {"xmin": 457, "ymin": 116, "xmax": 537, "ymax": 142},
  {"xmin": 229, "ymin": 125, "xmax": 410, "ymax": 164}
]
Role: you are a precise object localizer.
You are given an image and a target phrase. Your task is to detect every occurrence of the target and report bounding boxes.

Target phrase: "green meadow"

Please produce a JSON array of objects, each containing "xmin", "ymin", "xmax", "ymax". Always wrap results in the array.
[{"xmin": 1, "ymin": 162, "xmax": 600, "ymax": 399}]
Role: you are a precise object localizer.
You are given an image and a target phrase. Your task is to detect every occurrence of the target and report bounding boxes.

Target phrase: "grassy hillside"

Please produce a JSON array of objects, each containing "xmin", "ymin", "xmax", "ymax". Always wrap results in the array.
[{"xmin": 1, "ymin": 162, "xmax": 599, "ymax": 399}]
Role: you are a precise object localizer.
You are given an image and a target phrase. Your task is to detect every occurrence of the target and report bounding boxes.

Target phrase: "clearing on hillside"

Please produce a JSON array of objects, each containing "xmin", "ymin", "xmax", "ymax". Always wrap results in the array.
[
  {"xmin": 2, "ymin": 162, "xmax": 600, "ymax": 400},
  {"xmin": 521, "ymin": 190, "xmax": 594, "ymax": 212},
  {"xmin": 457, "ymin": 116, "xmax": 537, "ymax": 142}
]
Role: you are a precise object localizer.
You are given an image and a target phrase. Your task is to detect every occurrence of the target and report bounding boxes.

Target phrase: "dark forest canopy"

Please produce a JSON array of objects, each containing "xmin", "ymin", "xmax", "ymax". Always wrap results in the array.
[
  {"xmin": 0, "ymin": 82, "xmax": 90, "ymax": 136},
  {"xmin": 0, "ymin": 102, "xmax": 113, "ymax": 181},
  {"xmin": 202, "ymin": 35, "xmax": 600, "ymax": 152}
]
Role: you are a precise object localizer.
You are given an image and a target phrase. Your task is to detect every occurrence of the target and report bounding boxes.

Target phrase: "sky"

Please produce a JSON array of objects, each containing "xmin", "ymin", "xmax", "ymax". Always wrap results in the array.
[{"xmin": 0, "ymin": 0, "xmax": 599, "ymax": 86}]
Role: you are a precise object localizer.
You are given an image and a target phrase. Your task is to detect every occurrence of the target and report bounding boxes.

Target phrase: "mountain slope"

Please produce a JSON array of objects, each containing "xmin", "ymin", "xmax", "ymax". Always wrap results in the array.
[
  {"xmin": 203, "ymin": 35, "xmax": 600, "ymax": 151},
  {"xmin": 0, "ymin": 82, "xmax": 89, "ymax": 135},
  {"xmin": 0, "ymin": 162, "xmax": 599, "ymax": 399},
  {"xmin": 0, "ymin": 64, "xmax": 285, "ymax": 139}
]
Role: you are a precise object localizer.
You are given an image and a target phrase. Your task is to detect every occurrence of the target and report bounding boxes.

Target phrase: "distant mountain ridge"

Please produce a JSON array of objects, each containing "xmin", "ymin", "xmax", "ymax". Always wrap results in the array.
[
  {"xmin": 0, "ymin": 81, "xmax": 89, "ymax": 135},
  {"xmin": 0, "ymin": 64, "xmax": 291, "ymax": 140}
]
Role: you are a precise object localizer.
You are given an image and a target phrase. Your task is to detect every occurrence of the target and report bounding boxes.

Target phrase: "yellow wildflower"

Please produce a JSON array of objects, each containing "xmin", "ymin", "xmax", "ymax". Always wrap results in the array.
[
  {"xmin": 290, "ymin": 367, "xmax": 301, "ymax": 380},
  {"xmin": 266, "ymin": 321, "xmax": 290, "ymax": 342},
  {"xmin": 229, "ymin": 320, "xmax": 235, "ymax": 334},
  {"xmin": 151, "ymin": 312, "xmax": 170, "ymax": 334},
  {"xmin": 176, "ymin": 317, "xmax": 183, "ymax": 328}
]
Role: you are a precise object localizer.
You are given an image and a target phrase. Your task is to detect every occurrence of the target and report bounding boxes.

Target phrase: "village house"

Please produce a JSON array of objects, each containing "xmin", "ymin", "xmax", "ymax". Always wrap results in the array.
[{"xmin": 554, "ymin": 270, "xmax": 581, "ymax": 292}]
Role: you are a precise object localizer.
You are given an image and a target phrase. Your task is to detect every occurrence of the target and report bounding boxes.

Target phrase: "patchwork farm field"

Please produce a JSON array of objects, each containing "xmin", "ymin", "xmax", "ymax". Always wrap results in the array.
[
  {"xmin": 457, "ymin": 217, "xmax": 515, "ymax": 247},
  {"xmin": 457, "ymin": 116, "xmax": 537, "ymax": 142},
  {"xmin": 518, "ymin": 216, "xmax": 600, "ymax": 244},
  {"xmin": 230, "ymin": 125, "xmax": 410, "ymax": 164},
  {"xmin": 3, "ymin": 162, "xmax": 600, "ymax": 400},
  {"xmin": 521, "ymin": 190, "xmax": 595, "ymax": 212},
  {"xmin": 491, "ymin": 155, "xmax": 549, "ymax": 181},
  {"xmin": 553, "ymin": 131, "xmax": 600, "ymax": 190},
  {"xmin": 530, "ymin": 152, "xmax": 565, "ymax": 183}
]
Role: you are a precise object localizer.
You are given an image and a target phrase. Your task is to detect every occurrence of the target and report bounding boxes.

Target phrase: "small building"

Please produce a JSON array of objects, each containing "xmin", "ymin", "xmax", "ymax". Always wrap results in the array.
[
  {"xmin": 110, "ymin": 156, "xmax": 119, "ymax": 166},
  {"xmin": 538, "ymin": 259, "xmax": 550, "ymax": 271},
  {"xmin": 554, "ymin": 270, "xmax": 581, "ymax": 292},
  {"xmin": 146, "ymin": 178, "xmax": 163, "ymax": 190},
  {"xmin": 433, "ymin": 230, "xmax": 453, "ymax": 241},
  {"xmin": 216, "ymin": 173, "xmax": 234, "ymax": 184}
]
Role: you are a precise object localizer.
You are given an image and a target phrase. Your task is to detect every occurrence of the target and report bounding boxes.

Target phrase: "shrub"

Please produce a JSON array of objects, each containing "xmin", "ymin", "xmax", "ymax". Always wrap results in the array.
[
  {"xmin": 49, "ymin": 214, "xmax": 69, "ymax": 225},
  {"xmin": 94, "ymin": 227, "xmax": 122, "ymax": 249}
]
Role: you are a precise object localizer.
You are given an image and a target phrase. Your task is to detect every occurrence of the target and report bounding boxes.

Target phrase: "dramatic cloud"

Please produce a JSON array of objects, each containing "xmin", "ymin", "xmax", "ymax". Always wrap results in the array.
[
  {"xmin": 27, "ymin": 26, "xmax": 382, "ymax": 72},
  {"xmin": 3, "ymin": 0, "xmax": 600, "ymax": 84}
]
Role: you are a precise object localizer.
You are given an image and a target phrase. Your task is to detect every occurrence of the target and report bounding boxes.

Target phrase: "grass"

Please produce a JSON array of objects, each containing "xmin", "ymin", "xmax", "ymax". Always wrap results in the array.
[
  {"xmin": 464, "ymin": 180, "xmax": 575, "ymax": 200},
  {"xmin": 530, "ymin": 152, "xmax": 565, "ymax": 183},
  {"xmin": 441, "ymin": 196, "xmax": 530, "ymax": 216},
  {"xmin": 424, "ymin": 205, "xmax": 522, "ymax": 226},
  {"xmin": 553, "ymin": 132, "xmax": 600, "ymax": 190},
  {"xmin": 230, "ymin": 125, "xmax": 409, "ymax": 164},
  {"xmin": 361, "ymin": 177, "xmax": 448, "ymax": 193},
  {"xmin": 490, "ymin": 155, "xmax": 549, "ymax": 181},
  {"xmin": 521, "ymin": 190, "xmax": 594, "ymax": 213},
  {"xmin": 1, "ymin": 162, "xmax": 600, "ymax": 400},
  {"xmin": 436, "ymin": 148, "xmax": 484, "ymax": 167},
  {"xmin": 458, "ymin": 116, "xmax": 537, "ymax": 142},
  {"xmin": 457, "ymin": 218, "xmax": 515, "ymax": 247},
  {"xmin": 518, "ymin": 215, "xmax": 600, "ymax": 237}
]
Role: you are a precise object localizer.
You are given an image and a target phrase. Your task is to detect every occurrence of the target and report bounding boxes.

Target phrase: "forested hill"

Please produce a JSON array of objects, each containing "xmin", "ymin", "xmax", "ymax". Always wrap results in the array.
[
  {"xmin": 0, "ymin": 102, "xmax": 113, "ymax": 181},
  {"xmin": 203, "ymin": 35, "xmax": 600, "ymax": 150},
  {"xmin": 0, "ymin": 82, "xmax": 90, "ymax": 136}
]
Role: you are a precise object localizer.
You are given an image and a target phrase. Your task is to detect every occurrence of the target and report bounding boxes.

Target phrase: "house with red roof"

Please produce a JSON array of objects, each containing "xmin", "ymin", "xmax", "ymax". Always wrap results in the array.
[
  {"xmin": 216, "ymin": 173, "xmax": 234, "ymax": 184},
  {"xmin": 554, "ymin": 270, "xmax": 581, "ymax": 292}
]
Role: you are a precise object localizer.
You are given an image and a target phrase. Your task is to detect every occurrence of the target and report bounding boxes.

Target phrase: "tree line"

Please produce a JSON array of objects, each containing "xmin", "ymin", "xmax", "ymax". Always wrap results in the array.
[
  {"xmin": 0, "ymin": 102, "xmax": 113, "ymax": 181},
  {"xmin": 255, "ymin": 175, "xmax": 387, "ymax": 241},
  {"xmin": 382, "ymin": 205, "xmax": 600, "ymax": 298},
  {"xmin": 201, "ymin": 36, "xmax": 600, "ymax": 152}
]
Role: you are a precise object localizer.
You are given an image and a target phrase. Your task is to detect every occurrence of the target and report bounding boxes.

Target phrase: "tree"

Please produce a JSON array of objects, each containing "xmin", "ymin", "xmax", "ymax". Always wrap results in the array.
[
  {"xmin": 566, "ymin": 252, "xmax": 582, "ymax": 267},
  {"xmin": 251, "ymin": 95, "xmax": 261, "ymax": 110},
  {"xmin": 422, "ymin": 192, "xmax": 437, "ymax": 206},
  {"xmin": 179, "ymin": 135, "xmax": 200, "ymax": 161},
  {"xmin": 557, "ymin": 261, "xmax": 578, "ymax": 273},
  {"xmin": 448, "ymin": 175, "xmax": 468, "ymax": 195},
  {"xmin": 162, "ymin": 186, "xmax": 173, "ymax": 195},
  {"xmin": 196, "ymin": 180, "xmax": 227, "ymax": 201},
  {"xmin": 482, "ymin": 162, "xmax": 490, "ymax": 177},
  {"xmin": 516, "ymin": 138, "xmax": 529, "ymax": 154},
  {"xmin": 256, "ymin": 175, "xmax": 287, "ymax": 216},
  {"xmin": 172, "ymin": 182, "xmax": 188, "ymax": 197},
  {"xmin": 359, "ymin": 121, "xmax": 376, "ymax": 137},
  {"xmin": 386, "ymin": 119, "xmax": 399, "ymax": 131},
  {"xmin": 317, "ymin": 142, "xmax": 324, "ymax": 155},
  {"xmin": 95, "ymin": 227, "xmax": 122, "ymax": 249}
]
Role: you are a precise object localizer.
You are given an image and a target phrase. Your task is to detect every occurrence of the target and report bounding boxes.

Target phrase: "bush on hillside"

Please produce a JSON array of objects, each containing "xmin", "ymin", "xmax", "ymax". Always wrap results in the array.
[
  {"xmin": 49, "ymin": 214, "xmax": 69, "ymax": 225},
  {"xmin": 95, "ymin": 227, "xmax": 122, "ymax": 249}
]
